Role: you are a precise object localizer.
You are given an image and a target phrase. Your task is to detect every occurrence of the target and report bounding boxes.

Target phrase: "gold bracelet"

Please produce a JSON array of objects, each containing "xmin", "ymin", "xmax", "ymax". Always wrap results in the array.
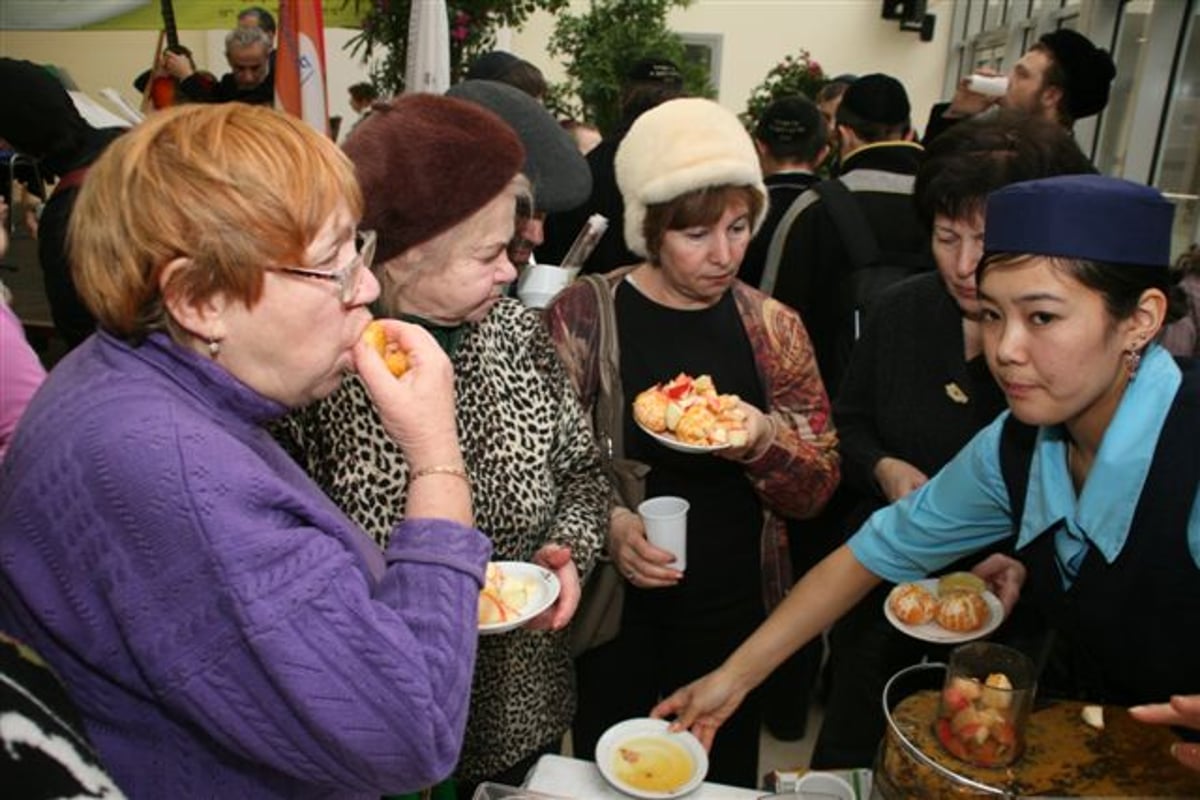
[{"xmin": 409, "ymin": 464, "xmax": 471, "ymax": 486}]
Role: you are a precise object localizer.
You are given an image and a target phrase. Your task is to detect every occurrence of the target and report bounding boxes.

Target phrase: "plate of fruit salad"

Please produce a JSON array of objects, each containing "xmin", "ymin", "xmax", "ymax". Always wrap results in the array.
[
  {"xmin": 478, "ymin": 561, "xmax": 560, "ymax": 635},
  {"xmin": 632, "ymin": 373, "xmax": 748, "ymax": 453}
]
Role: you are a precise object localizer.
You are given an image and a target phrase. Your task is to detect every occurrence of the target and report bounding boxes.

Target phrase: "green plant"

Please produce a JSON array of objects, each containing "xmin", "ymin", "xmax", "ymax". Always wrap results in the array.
[
  {"xmin": 547, "ymin": 0, "xmax": 710, "ymax": 136},
  {"xmin": 345, "ymin": 0, "xmax": 567, "ymax": 96},
  {"xmin": 741, "ymin": 49, "xmax": 828, "ymax": 130}
]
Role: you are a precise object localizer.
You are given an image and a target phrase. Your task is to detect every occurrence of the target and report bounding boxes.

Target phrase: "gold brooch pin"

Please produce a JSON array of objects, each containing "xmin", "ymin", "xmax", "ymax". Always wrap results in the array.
[{"xmin": 945, "ymin": 382, "xmax": 969, "ymax": 404}]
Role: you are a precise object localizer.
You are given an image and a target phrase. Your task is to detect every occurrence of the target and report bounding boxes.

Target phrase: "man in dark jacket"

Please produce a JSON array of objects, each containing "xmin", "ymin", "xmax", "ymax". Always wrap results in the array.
[
  {"xmin": 740, "ymin": 95, "xmax": 828, "ymax": 289},
  {"xmin": 163, "ymin": 26, "xmax": 274, "ymax": 106},
  {"xmin": 923, "ymin": 29, "xmax": 1116, "ymax": 143},
  {"xmin": 762, "ymin": 73, "xmax": 931, "ymax": 394}
]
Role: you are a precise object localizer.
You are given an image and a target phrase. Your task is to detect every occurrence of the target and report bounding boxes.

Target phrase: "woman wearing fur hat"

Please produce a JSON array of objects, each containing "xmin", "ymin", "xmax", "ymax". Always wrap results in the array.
[
  {"xmin": 546, "ymin": 97, "xmax": 840, "ymax": 786},
  {"xmin": 275, "ymin": 94, "xmax": 608, "ymax": 798}
]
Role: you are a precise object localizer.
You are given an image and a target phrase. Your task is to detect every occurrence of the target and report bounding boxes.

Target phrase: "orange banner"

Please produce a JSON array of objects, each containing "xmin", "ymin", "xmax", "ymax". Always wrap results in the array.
[{"xmin": 275, "ymin": 0, "xmax": 330, "ymax": 136}]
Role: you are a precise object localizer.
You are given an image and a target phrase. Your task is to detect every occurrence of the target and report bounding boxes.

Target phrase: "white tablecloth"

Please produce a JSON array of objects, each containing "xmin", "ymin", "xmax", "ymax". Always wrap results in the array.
[{"xmin": 525, "ymin": 754, "xmax": 763, "ymax": 798}]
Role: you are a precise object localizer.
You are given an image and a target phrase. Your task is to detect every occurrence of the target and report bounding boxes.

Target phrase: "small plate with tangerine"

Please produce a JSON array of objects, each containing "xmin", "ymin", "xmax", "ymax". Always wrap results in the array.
[{"xmin": 884, "ymin": 572, "xmax": 1004, "ymax": 644}]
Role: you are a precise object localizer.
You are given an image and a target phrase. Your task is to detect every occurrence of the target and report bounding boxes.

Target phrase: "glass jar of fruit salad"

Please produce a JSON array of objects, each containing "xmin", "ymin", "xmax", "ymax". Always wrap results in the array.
[{"xmin": 936, "ymin": 642, "xmax": 1037, "ymax": 768}]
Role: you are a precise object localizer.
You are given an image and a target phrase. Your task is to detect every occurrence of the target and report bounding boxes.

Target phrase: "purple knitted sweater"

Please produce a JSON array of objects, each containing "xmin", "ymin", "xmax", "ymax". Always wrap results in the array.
[{"xmin": 0, "ymin": 332, "xmax": 491, "ymax": 798}]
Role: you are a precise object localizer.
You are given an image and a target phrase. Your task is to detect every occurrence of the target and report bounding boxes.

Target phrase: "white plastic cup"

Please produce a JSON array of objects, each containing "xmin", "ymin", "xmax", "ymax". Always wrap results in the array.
[
  {"xmin": 966, "ymin": 74, "xmax": 1008, "ymax": 97},
  {"xmin": 766, "ymin": 771, "xmax": 855, "ymax": 800},
  {"xmin": 637, "ymin": 496, "xmax": 689, "ymax": 572},
  {"xmin": 516, "ymin": 263, "xmax": 578, "ymax": 309}
]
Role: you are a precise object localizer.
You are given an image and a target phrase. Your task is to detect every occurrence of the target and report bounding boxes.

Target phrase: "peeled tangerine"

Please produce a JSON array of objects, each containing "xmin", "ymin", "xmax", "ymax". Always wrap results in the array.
[
  {"xmin": 362, "ymin": 321, "xmax": 408, "ymax": 377},
  {"xmin": 935, "ymin": 591, "xmax": 990, "ymax": 632},
  {"xmin": 889, "ymin": 583, "xmax": 937, "ymax": 625}
]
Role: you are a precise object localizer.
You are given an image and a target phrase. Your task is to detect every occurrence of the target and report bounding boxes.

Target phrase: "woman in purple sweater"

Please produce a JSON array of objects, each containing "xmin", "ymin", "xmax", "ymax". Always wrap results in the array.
[{"xmin": 0, "ymin": 104, "xmax": 491, "ymax": 798}]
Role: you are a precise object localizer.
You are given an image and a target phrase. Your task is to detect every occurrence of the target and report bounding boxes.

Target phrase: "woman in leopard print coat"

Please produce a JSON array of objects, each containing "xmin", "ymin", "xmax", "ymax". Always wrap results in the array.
[{"xmin": 276, "ymin": 95, "xmax": 608, "ymax": 797}]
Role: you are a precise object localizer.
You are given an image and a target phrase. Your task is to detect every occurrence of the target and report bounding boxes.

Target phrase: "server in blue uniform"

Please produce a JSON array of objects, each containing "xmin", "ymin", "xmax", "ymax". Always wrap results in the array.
[{"xmin": 652, "ymin": 174, "xmax": 1200, "ymax": 774}]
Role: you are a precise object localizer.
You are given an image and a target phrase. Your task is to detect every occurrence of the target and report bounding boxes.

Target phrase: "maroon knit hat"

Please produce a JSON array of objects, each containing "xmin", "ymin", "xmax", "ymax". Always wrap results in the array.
[{"xmin": 343, "ymin": 93, "xmax": 525, "ymax": 263}]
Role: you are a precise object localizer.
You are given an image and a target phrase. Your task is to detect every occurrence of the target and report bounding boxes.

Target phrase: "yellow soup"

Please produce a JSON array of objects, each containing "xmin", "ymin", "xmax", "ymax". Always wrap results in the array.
[{"xmin": 613, "ymin": 735, "xmax": 694, "ymax": 793}]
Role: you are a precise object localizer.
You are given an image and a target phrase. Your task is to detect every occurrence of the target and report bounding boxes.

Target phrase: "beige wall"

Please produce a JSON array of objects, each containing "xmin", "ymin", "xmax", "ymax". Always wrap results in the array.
[
  {"xmin": 0, "ymin": 28, "xmax": 374, "ymax": 139},
  {"xmin": 1, "ymin": 0, "xmax": 952, "ymax": 136},
  {"xmin": 512, "ymin": 0, "xmax": 954, "ymax": 133}
]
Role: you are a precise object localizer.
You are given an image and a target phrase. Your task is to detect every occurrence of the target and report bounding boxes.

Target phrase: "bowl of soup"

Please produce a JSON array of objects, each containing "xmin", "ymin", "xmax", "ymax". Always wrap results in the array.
[{"xmin": 595, "ymin": 718, "xmax": 707, "ymax": 798}]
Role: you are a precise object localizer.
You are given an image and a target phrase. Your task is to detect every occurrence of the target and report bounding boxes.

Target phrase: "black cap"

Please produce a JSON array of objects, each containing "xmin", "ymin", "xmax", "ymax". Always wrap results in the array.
[
  {"xmin": 1037, "ymin": 29, "xmax": 1117, "ymax": 120},
  {"xmin": 838, "ymin": 73, "xmax": 910, "ymax": 126},
  {"xmin": 755, "ymin": 95, "xmax": 823, "ymax": 147},
  {"xmin": 466, "ymin": 50, "xmax": 522, "ymax": 81}
]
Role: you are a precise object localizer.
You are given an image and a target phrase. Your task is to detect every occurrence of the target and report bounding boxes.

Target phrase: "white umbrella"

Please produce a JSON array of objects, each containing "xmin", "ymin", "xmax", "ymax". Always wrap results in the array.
[{"xmin": 405, "ymin": 0, "xmax": 451, "ymax": 95}]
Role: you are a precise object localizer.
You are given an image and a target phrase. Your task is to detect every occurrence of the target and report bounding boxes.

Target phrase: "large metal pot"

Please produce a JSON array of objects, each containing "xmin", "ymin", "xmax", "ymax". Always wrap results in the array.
[{"xmin": 869, "ymin": 662, "xmax": 1013, "ymax": 800}]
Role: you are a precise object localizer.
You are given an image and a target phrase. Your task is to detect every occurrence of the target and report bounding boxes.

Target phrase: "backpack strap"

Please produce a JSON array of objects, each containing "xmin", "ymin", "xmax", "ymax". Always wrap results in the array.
[
  {"xmin": 813, "ymin": 178, "xmax": 880, "ymax": 272},
  {"xmin": 759, "ymin": 188, "xmax": 822, "ymax": 294}
]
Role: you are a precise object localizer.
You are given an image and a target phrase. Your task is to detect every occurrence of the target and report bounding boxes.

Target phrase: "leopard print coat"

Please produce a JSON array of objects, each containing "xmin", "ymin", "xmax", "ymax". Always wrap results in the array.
[{"xmin": 276, "ymin": 298, "xmax": 608, "ymax": 782}]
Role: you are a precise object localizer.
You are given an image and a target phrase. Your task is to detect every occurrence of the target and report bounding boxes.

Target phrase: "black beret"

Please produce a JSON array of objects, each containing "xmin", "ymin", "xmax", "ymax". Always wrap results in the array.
[
  {"xmin": 839, "ymin": 73, "xmax": 910, "ymax": 127},
  {"xmin": 1038, "ymin": 29, "xmax": 1117, "ymax": 120},
  {"xmin": 446, "ymin": 80, "xmax": 591, "ymax": 214}
]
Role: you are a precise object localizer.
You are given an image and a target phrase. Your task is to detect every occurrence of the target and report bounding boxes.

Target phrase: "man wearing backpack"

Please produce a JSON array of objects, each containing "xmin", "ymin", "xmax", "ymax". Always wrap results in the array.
[{"xmin": 761, "ymin": 73, "xmax": 932, "ymax": 394}]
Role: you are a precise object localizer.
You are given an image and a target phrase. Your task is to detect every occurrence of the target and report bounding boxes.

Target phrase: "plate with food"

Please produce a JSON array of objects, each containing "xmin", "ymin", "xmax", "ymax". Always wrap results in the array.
[
  {"xmin": 632, "ymin": 373, "xmax": 747, "ymax": 454},
  {"xmin": 478, "ymin": 561, "xmax": 560, "ymax": 635},
  {"xmin": 595, "ymin": 718, "xmax": 708, "ymax": 799},
  {"xmin": 884, "ymin": 573, "xmax": 1004, "ymax": 644}
]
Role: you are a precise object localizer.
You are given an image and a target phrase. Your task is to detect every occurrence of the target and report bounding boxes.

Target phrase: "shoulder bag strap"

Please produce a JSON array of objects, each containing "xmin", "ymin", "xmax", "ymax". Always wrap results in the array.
[{"xmin": 583, "ymin": 274, "xmax": 625, "ymax": 462}]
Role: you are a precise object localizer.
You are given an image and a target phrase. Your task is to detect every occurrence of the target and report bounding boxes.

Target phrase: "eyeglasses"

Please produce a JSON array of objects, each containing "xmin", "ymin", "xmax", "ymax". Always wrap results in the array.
[{"xmin": 271, "ymin": 229, "xmax": 376, "ymax": 304}]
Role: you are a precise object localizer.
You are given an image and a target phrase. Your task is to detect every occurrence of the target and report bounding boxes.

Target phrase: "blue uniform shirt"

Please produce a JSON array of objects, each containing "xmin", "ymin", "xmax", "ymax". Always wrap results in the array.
[{"xmin": 850, "ymin": 344, "xmax": 1200, "ymax": 587}]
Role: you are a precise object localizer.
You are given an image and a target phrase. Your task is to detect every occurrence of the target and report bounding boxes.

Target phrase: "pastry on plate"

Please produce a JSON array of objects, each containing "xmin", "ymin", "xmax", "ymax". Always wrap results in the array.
[{"xmin": 937, "ymin": 571, "xmax": 987, "ymax": 596}]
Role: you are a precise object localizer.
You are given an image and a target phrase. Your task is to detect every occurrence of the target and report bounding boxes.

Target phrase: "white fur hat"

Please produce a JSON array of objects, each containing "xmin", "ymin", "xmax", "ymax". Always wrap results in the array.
[{"xmin": 615, "ymin": 97, "xmax": 767, "ymax": 258}]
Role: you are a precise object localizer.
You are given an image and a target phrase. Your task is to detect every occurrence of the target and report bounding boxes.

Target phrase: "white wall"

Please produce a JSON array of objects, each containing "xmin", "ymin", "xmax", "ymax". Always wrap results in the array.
[
  {"xmin": 510, "ymin": 0, "xmax": 954, "ymax": 133},
  {"xmin": 1, "ymin": 0, "xmax": 952, "ymax": 137}
]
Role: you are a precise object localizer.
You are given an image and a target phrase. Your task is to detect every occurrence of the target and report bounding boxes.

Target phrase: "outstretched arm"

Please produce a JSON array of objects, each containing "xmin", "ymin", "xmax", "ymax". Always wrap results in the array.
[{"xmin": 651, "ymin": 545, "xmax": 879, "ymax": 748}]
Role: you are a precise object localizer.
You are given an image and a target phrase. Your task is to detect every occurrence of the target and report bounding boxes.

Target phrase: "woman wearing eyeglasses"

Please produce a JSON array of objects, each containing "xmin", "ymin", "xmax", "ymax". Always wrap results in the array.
[
  {"xmin": 0, "ymin": 104, "xmax": 491, "ymax": 798},
  {"xmin": 277, "ymin": 94, "xmax": 608, "ymax": 798}
]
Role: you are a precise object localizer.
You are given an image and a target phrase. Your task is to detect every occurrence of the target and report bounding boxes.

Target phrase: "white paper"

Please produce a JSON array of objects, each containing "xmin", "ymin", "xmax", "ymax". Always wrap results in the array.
[
  {"xmin": 99, "ymin": 88, "xmax": 145, "ymax": 126},
  {"xmin": 68, "ymin": 90, "xmax": 132, "ymax": 129}
]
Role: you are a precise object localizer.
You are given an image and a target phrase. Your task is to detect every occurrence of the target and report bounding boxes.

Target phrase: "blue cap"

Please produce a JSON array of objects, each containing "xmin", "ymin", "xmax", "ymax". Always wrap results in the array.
[{"xmin": 985, "ymin": 175, "xmax": 1174, "ymax": 268}]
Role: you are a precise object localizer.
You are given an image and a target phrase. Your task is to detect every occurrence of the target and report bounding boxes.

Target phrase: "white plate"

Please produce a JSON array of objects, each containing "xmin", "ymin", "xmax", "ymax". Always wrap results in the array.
[
  {"xmin": 635, "ymin": 421, "xmax": 730, "ymax": 454},
  {"xmin": 883, "ymin": 579, "xmax": 1005, "ymax": 644},
  {"xmin": 478, "ymin": 562, "xmax": 561, "ymax": 635},
  {"xmin": 595, "ymin": 718, "xmax": 708, "ymax": 798}
]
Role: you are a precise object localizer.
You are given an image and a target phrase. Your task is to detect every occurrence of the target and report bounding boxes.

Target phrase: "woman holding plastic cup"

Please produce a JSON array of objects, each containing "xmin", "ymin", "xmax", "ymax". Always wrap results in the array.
[
  {"xmin": 547, "ymin": 98, "xmax": 840, "ymax": 787},
  {"xmin": 653, "ymin": 175, "xmax": 1200, "ymax": 772}
]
